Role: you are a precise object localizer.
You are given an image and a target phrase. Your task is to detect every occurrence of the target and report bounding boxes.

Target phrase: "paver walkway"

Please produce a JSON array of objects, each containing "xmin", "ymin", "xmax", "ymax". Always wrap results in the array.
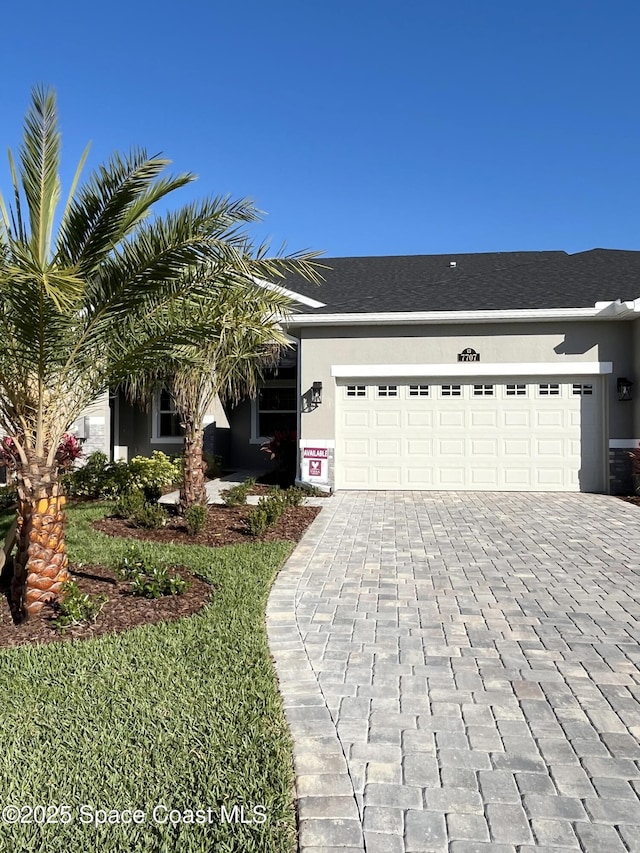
[{"xmin": 267, "ymin": 491, "xmax": 640, "ymax": 853}]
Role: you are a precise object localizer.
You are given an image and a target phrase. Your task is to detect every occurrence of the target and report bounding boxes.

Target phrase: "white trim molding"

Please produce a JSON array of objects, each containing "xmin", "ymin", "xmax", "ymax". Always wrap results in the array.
[
  {"xmin": 254, "ymin": 277, "xmax": 326, "ymax": 309},
  {"xmin": 299, "ymin": 439, "xmax": 336, "ymax": 449},
  {"xmin": 331, "ymin": 361, "xmax": 613, "ymax": 378},
  {"xmin": 284, "ymin": 304, "xmax": 631, "ymax": 328},
  {"xmin": 609, "ymin": 439, "xmax": 640, "ymax": 449}
]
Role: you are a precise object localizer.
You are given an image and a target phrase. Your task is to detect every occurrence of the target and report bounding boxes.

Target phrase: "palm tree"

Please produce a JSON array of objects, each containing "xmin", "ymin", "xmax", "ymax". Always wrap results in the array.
[
  {"xmin": 0, "ymin": 85, "xmax": 318, "ymax": 620},
  {"xmin": 123, "ymin": 268, "xmax": 317, "ymax": 510}
]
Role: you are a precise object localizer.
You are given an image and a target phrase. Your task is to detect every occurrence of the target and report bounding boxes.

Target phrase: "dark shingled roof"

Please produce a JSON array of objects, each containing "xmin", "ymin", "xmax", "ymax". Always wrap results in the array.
[{"xmin": 284, "ymin": 249, "xmax": 640, "ymax": 314}]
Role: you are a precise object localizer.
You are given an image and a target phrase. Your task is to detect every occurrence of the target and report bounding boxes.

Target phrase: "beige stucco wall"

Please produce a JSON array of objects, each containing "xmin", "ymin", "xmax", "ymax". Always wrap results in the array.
[{"xmin": 298, "ymin": 320, "xmax": 635, "ymax": 442}]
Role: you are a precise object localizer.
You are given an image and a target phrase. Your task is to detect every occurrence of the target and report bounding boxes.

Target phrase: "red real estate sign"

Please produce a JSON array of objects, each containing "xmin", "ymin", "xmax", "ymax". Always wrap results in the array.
[{"xmin": 302, "ymin": 447, "xmax": 328, "ymax": 481}]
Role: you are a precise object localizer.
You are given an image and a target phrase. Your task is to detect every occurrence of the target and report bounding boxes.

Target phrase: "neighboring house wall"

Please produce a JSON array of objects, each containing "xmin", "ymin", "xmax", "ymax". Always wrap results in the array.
[
  {"xmin": 73, "ymin": 391, "xmax": 111, "ymax": 459},
  {"xmin": 297, "ymin": 320, "xmax": 635, "ymax": 492},
  {"xmin": 0, "ymin": 391, "xmax": 111, "ymax": 479}
]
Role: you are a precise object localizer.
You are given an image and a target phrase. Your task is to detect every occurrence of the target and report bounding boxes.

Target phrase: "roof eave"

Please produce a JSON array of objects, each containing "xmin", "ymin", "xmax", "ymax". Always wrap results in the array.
[{"xmin": 283, "ymin": 303, "xmax": 636, "ymax": 328}]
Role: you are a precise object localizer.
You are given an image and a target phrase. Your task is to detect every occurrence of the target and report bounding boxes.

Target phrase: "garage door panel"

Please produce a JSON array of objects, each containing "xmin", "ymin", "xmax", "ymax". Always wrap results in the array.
[
  {"xmin": 406, "ymin": 411, "xmax": 433, "ymax": 427},
  {"xmin": 536, "ymin": 468, "xmax": 565, "ymax": 486},
  {"xmin": 439, "ymin": 468, "xmax": 466, "ymax": 486},
  {"xmin": 343, "ymin": 412, "xmax": 370, "ymax": 428},
  {"xmin": 536, "ymin": 410, "xmax": 563, "ymax": 427},
  {"xmin": 503, "ymin": 438, "xmax": 530, "ymax": 456},
  {"xmin": 407, "ymin": 439, "xmax": 432, "ymax": 455},
  {"xmin": 341, "ymin": 467, "xmax": 371, "ymax": 487},
  {"xmin": 374, "ymin": 411, "xmax": 401, "ymax": 428},
  {"xmin": 342, "ymin": 438, "xmax": 372, "ymax": 459},
  {"xmin": 375, "ymin": 439, "xmax": 401, "ymax": 455},
  {"xmin": 438, "ymin": 411, "xmax": 465, "ymax": 428},
  {"xmin": 372, "ymin": 468, "xmax": 402, "ymax": 486},
  {"xmin": 471, "ymin": 439, "xmax": 498, "ymax": 456},
  {"xmin": 336, "ymin": 377, "xmax": 603, "ymax": 492},
  {"xmin": 406, "ymin": 468, "xmax": 434, "ymax": 485},
  {"xmin": 503, "ymin": 410, "xmax": 529, "ymax": 427},
  {"xmin": 503, "ymin": 468, "xmax": 532, "ymax": 486},
  {"xmin": 536, "ymin": 439, "xmax": 564, "ymax": 456},
  {"xmin": 470, "ymin": 411, "xmax": 497, "ymax": 427},
  {"xmin": 439, "ymin": 439, "xmax": 465, "ymax": 455},
  {"xmin": 470, "ymin": 468, "xmax": 499, "ymax": 486}
]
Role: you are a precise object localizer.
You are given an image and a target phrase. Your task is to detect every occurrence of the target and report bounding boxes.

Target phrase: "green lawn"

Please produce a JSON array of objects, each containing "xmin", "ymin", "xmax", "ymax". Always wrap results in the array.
[{"xmin": 0, "ymin": 503, "xmax": 297, "ymax": 853}]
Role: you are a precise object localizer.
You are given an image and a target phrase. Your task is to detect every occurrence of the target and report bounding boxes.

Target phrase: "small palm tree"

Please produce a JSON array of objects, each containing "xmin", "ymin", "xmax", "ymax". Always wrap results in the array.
[
  {"xmin": 0, "ymin": 86, "xmax": 311, "ymax": 620},
  {"xmin": 124, "ymin": 266, "xmax": 321, "ymax": 510}
]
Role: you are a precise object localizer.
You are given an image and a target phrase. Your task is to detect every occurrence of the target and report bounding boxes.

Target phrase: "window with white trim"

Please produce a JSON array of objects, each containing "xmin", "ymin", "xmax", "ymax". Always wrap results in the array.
[
  {"xmin": 572, "ymin": 383, "xmax": 593, "ymax": 396},
  {"xmin": 441, "ymin": 384, "xmax": 462, "ymax": 397},
  {"xmin": 505, "ymin": 384, "xmax": 527, "ymax": 396},
  {"xmin": 377, "ymin": 385, "xmax": 398, "ymax": 397},
  {"xmin": 538, "ymin": 383, "xmax": 560, "ymax": 396},
  {"xmin": 408, "ymin": 384, "xmax": 429, "ymax": 397},
  {"xmin": 473, "ymin": 384, "xmax": 494, "ymax": 396},
  {"xmin": 346, "ymin": 385, "xmax": 366, "ymax": 398}
]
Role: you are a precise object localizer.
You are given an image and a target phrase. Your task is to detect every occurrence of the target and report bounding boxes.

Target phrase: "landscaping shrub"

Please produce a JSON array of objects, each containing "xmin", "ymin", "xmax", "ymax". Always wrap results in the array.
[
  {"xmin": 246, "ymin": 488, "xmax": 300, "ymax": 536},
  {"xmin": 129, "ymin": 563, "xmax": 188, "ymax": 598},
  {"xmin": 115, "ymin": 546, "xmax": 188, "ymax": 598},
  {"xmin": 246, "ymin": 504, "xmax": 270, "ymax": 536},
  {"xmin": 112, "ymin": 488, "xmax": 146, "ymax": 519},
  {"xmin": 220, "ymin": 478, "xmax": 255, "ymax": 506},
  {"xmin": 128, "ymin": 451, "xmax": 182, "ymax": 496},
  {"xmin": 62, "ymin": 450, "xmax": 181, "ymax": 500},
  {"xmin": 51, "ymin": 580, "xmax": 108, "ymax": 633},
  {"xmin": 185, "ymin": 503, "xmax": 208, "ymax": 535},
  {"xmin": 274, "ymin": 486, "xmax": 306, "ymax": 508},
  {"xmin": 131, "ymin": 503, "xmax": 167, "ymax": 530}
]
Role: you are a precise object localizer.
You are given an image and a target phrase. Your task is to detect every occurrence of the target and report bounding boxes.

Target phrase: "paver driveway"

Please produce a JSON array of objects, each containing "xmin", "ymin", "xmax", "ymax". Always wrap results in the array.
[{"xmin": 267, "ymin": 492, "xmax": 640, "ymax": 853}]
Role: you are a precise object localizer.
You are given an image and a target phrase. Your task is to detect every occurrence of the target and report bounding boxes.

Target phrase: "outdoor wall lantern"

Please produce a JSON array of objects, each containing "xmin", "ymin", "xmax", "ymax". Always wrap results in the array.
[
  {"xmin": 311, "ymin": 381, "xmax": 323, "ymax": 406},
  {"xmin": 617, "ymin": 377, "xmax": 633, "ymax": 402}
]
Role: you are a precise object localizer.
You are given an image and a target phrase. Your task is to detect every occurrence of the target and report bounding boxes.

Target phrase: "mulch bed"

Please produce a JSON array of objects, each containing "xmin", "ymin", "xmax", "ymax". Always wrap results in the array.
[
  {"xmin": 618, "ymin": 496, "xmax": 640, "ymax": 507},
  {"xmin": 0, "ymin": 564, "xmax": 212, "ymax": 649},
  {"xmin": 93, "ymin": 504, "xmax": 321, "ymax": 547},
  {"xmin": 0, "ymin": 503, "xmax": 321, "ymax": 648}
]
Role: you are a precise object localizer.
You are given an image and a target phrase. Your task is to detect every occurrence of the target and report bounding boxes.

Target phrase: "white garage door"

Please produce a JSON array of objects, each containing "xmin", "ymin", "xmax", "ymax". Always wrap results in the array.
[{"xmin": 336, "ymin": 377, "xmax": 604, "ymax": 492}]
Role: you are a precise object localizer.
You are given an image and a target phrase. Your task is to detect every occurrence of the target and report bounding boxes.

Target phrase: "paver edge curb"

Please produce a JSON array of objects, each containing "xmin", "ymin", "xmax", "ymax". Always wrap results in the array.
[{"xmin": 266, "ymin": 494, "xmax": 365, "ymax": 853}]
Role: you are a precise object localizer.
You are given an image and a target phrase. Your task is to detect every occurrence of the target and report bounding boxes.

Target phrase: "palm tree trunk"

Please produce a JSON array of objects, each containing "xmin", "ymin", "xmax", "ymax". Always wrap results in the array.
[
  {"xmin": 179, "ymin": 419, "xmax": 207, "ymax": 510},
  {"xmin": 11, "ymin": 463, "xmax": 69, "ymax": 622}
]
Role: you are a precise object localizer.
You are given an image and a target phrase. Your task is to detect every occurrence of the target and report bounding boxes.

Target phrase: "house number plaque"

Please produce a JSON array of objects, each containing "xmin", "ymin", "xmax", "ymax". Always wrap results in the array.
[{"xmin": 457, "ymin": 348, "xmax": 480, "ymax": 362}]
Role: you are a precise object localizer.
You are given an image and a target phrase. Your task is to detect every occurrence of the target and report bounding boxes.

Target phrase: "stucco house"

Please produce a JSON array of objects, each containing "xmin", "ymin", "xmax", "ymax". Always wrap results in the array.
[{"xmin": 80, "ymin": 249, "xmax": 640, "ymax": 494}]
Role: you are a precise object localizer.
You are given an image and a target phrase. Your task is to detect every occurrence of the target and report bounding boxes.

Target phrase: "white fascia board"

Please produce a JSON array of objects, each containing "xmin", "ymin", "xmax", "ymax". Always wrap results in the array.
[
  {"xmin": 331, "ymin": 362, "xmax": 614, "ymax": 378},
  {"xmin": 283, "ymin": 307, "xmax": 610, "ymax": 327},
  {"xmin": 253, "ymin": 277, "xmax": 326, "ymax": 309}
]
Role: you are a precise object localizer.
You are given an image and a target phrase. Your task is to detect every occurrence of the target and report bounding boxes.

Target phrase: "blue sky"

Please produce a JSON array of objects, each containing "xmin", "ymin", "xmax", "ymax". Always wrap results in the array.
[{"xmin": 1, "ymin": 1, "xmax": 639, "ymax": 258}]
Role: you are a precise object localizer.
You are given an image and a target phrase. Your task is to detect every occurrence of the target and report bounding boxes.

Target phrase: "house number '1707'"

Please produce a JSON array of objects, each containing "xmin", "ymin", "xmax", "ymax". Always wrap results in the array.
[{"xmin": 458, "ymin": 348, "xmax": 480, "ymax": 362}]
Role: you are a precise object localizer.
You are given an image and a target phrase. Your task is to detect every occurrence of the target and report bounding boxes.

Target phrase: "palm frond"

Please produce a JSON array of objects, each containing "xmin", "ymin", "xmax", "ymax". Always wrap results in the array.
[{"xmin": 19, "ymin": 85, "xmax": 61, "ymax": 264}]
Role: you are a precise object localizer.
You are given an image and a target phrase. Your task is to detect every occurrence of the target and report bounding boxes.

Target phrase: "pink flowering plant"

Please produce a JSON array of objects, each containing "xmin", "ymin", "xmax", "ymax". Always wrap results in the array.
[{"xmin": 0, "ymin": 434, "xmax": 83, "ymax": 472}]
